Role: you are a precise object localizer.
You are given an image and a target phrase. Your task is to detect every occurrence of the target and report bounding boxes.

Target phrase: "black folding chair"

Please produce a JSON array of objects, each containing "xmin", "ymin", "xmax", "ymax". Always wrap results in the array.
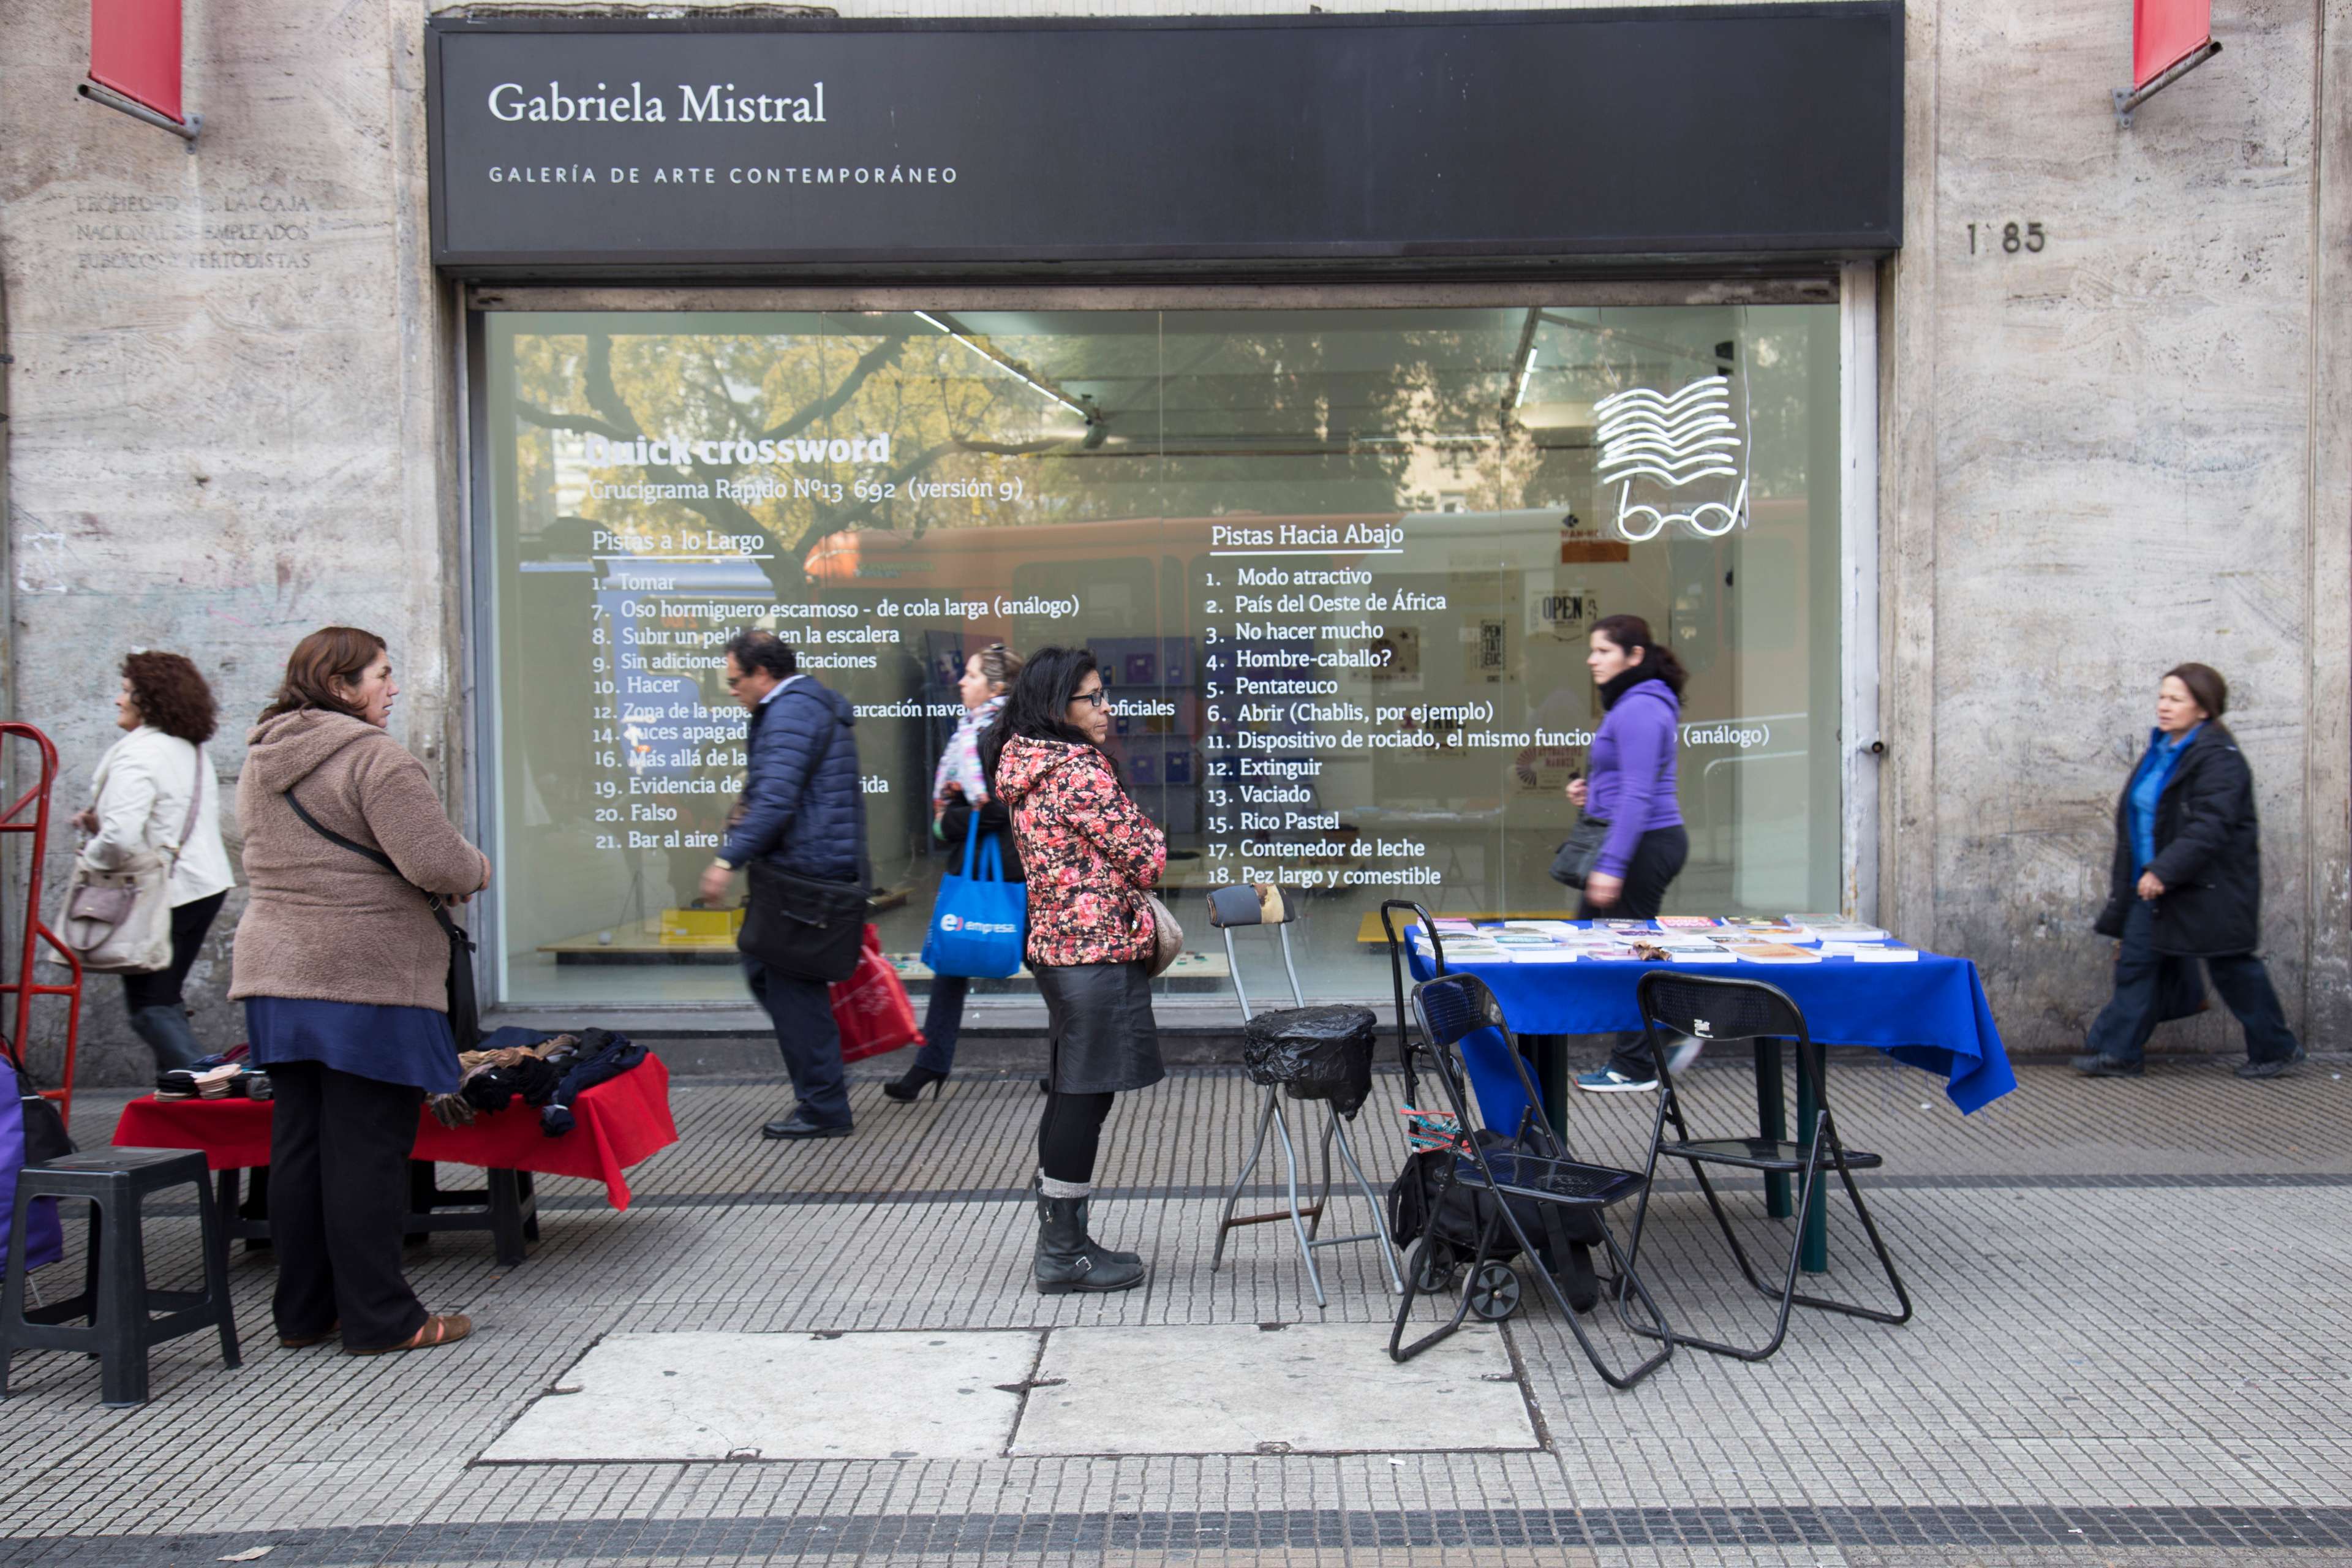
[
  {"xmin": 1389, "ymin": 971, "xmax": 1673, "ymax": 1390},
  {"xmin": 1619, "ymin": 970, "xmax": 1913, "ymax": 1362},
  {"xmin": 1378, "ymin": 899, "xmax": 1443, "ymax": 1095}
]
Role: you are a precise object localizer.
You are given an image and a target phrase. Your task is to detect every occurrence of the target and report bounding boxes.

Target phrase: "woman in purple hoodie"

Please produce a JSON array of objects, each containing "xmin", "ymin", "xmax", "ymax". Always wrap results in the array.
[{"xmin": 1567, "ymin": 614, "xmax": 1691, "ymax": 1092}]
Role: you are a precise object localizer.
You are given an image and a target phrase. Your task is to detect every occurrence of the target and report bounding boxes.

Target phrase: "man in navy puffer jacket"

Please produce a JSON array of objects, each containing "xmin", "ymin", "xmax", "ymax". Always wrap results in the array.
[{"xmin": 701, "ymin": 628, "xmax": 867, "ymax": 1139}]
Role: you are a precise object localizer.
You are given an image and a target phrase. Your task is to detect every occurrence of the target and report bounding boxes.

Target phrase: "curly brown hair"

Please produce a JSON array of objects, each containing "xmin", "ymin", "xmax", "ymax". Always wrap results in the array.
[{"xmin": 122, "ymin": 652, "xmax": 218, "ymax": 745}]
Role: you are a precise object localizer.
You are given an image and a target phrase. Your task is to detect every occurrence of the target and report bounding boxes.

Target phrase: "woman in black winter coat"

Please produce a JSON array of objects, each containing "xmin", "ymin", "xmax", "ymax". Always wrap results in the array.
[{"xmin": 2073, "ymin": 663, "xmax": 2304, "ymax": 1079}]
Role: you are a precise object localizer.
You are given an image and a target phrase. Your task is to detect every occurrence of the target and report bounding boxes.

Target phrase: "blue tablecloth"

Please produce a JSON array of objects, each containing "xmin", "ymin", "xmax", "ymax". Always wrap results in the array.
[{"xmin": 1406, "ymin": 941, "xmax": 2016, "ymax": 1115}]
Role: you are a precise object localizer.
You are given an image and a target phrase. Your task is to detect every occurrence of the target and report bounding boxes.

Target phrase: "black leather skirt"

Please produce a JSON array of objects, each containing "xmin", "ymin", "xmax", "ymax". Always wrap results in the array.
[{"xmin": 1035, "ymin": 960, "xmax": 1165, "ymax": 1095}]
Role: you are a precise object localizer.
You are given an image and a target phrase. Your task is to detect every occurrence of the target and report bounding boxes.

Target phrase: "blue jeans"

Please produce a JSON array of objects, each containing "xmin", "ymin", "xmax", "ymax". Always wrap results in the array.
[
  {"xmin": 2085, "ymin": 900, "xmax": 2301, "ymax": 1066},
  {"xmin": 914, "ymin": 976, "xmax": 967, "ymax": 1075},
  {"xmin": 743, "ymin": 958, "xmax": 852, "ymax": 1126}
]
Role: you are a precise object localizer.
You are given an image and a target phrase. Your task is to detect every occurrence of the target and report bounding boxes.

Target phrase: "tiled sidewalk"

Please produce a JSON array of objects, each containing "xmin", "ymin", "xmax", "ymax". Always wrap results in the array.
[{"xmin": 1, "ymin": 1053, "xmax": 2348, "ymax": 1566}]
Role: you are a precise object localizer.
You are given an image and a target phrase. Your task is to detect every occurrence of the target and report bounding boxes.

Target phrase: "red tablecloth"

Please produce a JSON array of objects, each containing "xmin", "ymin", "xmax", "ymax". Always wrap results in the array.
[{"xmin": 111, "ymin": 1055, "xmax": 677, "ymax": 1209}]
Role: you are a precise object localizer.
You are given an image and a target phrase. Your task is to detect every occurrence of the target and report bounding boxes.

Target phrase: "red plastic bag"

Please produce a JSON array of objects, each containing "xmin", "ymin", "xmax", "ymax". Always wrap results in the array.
[{"xmin": 831, "ymin": 926, "xmax": 924, "ymax": 1064}]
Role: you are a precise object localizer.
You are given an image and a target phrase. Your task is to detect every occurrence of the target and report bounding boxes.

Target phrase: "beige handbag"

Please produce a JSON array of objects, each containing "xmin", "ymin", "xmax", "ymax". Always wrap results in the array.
[
  {"xmin": 58, "ymin": 754, "xmax": 204, "ymax": 974},
  {"xmin": 1146, "ymin": 892, "xmax": 1185, "ymax": 978}
]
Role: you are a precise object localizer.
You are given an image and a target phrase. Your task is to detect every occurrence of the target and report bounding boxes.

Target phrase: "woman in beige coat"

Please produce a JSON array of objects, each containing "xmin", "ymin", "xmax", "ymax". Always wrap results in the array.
[
  {"xmin": 73, "ymin": 652, "xmax": 235, "ymax": 1071},
  {"xmin": 232, "ymin": 627, "xmax": 490, "ymax": 1355}
]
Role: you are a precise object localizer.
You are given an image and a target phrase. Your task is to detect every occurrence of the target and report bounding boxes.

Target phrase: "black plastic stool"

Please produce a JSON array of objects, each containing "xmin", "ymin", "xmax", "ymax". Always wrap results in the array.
[{"xmin": 1, "ymin": 1148, "xmax": 241, "ymax": 1406}]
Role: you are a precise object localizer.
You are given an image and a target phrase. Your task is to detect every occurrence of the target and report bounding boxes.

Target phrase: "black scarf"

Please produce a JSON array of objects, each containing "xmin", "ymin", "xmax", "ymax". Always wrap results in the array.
[{"xmin": 1598, "ymin": 663, "xmax": 1660, "ymax": 712}]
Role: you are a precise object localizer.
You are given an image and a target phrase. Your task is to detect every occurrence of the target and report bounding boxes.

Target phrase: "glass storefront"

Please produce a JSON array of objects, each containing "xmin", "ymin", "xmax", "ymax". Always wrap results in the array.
[{"xmin": 478, "ymin": 303, "xmax": 1842, "ymax": 1007}]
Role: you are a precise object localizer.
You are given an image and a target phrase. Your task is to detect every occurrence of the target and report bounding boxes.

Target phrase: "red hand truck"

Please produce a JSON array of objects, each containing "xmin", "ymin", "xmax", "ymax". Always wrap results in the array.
[{"xmin": 1, "ymin": 723, "xmax": 83, "ymax": 1127}]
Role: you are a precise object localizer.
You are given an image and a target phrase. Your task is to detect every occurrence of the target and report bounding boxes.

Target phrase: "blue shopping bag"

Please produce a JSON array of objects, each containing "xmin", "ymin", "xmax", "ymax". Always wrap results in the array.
[{"xmin": 920, "ymin": 811, "xmax": 1027, "ymax": 979}]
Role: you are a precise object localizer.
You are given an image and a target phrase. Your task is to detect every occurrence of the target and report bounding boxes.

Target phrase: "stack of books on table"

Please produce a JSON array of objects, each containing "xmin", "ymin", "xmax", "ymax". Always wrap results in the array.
[
  {"xmin": 1783, "ymin": 914, "xmax": 1918, "ymax": 962},
  {"xmin": 1410, "ymin": 914, "xmax": 1922, "ymax": 965}
]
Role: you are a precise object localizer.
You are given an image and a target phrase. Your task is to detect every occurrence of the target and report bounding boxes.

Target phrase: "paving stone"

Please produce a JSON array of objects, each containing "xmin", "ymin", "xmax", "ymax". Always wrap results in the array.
[
  {"xmin": 1012, "ymin": 1322, "xmax": 1531, "ymax": 1456},
  {"xmin": 484, "ymin": 1330, "xmax": 1041, "ymax": 1462}
]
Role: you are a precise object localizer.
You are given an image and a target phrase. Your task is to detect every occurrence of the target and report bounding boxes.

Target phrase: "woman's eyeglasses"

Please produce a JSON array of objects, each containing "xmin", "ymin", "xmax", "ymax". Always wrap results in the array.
[{"xmin": 1074, "ymin": 688, "xmax": 1109, "ymax": 709}]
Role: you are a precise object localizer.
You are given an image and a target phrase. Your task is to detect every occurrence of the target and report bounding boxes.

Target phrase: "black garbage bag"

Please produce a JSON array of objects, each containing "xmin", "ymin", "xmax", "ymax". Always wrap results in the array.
[
  {"xmin": 1242, "ymin": 1004, "xmax": 1377, "ymax": 1116},
  {"xmin": 1387, "ymin": 1133, "xmax": 1602, "ymax": 1311}
]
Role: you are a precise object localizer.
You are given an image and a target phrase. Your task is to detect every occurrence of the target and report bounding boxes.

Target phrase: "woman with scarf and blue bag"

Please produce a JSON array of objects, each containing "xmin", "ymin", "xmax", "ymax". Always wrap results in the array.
[{"xmin": 887, "ymin": 645, "xmax": 1025, "ymax": 1102}]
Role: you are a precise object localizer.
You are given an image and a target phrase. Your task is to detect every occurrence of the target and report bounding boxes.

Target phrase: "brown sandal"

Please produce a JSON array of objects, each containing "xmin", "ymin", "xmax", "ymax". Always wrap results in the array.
[
  {"xmin": 279, "ymin": 1319, "xmax": 338, "ymax": 1348},
  {"xmin": 347, "ymin": 1313, "xmax": 473, "ymax": 1355}
]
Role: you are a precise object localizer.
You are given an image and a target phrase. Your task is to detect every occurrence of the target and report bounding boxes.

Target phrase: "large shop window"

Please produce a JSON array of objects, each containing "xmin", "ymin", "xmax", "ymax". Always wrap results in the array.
[{"xmin": 479, "ymin": 305, "xmax": 1843, "ymax": 1007}]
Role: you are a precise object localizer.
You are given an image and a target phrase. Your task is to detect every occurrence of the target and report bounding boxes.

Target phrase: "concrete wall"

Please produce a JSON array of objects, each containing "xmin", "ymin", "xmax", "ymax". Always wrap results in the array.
[
  {"xmin": 0, "ymin": 0, "xmax": 457, "ymax": 1086},
  {"xmin": 1881, "ymin": 0, "xmax": 2352, "ymax": 1053},
  {"xmin": 2, "ymin": 0, "xmax": 2343, "ymax": 1084}
]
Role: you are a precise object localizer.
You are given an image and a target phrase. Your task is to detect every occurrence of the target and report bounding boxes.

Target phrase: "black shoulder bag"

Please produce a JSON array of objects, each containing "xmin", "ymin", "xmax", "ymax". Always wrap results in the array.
[
  {"xmin": 3, "ymin": 1031, "xmax": 77, "ymax": 1164},
  {"xmin": 1550, "ymin": 731, "xmax": 1676, "ymax": 891},
  {"xmin": 1548, "ymin": 812, "xmax": 1611, "ymax": 889},
  {"xmin": 734, "ymin": 697, "xmax": 871, "ymax": 984},
  {"xmin": 285, "ymin": 791, "xmax": 481, "ymax": 1050}
]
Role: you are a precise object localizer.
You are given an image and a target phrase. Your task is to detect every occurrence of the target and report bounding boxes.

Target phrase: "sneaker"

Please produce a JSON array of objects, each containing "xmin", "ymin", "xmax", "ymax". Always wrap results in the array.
[
  {"xmin": 2234, "ymin": 1045, "xmax": 2305, "ymax": 1079},
  {"xmin": 1575, "ymin": 1068, "xmax": 1658, "ymax": 1093},
  {"xmin": 1665, "ymin": 1035, "xmax": 1705, "ymax": 1075},
  {"xmin": 2069, "ymin": 1052, "xmax": 2144, "ymax": 1078}
]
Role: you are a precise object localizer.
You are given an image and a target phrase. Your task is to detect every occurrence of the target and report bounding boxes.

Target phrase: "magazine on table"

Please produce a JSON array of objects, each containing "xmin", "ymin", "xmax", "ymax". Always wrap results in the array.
[{"xmin": 1725, "ymin": 942, "xmax": 1822, "ymax": 964}]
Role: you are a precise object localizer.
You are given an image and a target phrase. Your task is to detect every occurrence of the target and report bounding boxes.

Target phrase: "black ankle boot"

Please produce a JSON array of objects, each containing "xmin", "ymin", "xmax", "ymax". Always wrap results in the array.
[
  {"xmin": 1033, "ymin": 1171, "xmax": 1139, "ymax": 1266},
  {"xmin": 1034, "ymin": 1191, "xmax": 1146, "ymax": 1295},
  {"xmin": 883, "ymin": 1065, "xmax": 947, "ymax": 1102}
]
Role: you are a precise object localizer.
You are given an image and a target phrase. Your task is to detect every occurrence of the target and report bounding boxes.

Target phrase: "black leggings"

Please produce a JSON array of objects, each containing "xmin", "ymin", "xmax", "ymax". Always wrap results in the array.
[
  {"xmin": 1037, "ymin": 1090, "xmax": 1115, "ymax": 1185},
  {"xmin": 1578, "ymin": 824, "xmax": 1689, "ymax": 1076}
]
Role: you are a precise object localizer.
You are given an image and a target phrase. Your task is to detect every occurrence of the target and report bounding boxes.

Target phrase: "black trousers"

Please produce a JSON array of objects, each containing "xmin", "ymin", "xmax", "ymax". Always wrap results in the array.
[
  {"xmin": 2085, "ymin": 899, "xmax": 2302, "ymax": 1066},
  {"xmin": 1577, "ymin": 824, "xmax": 1690, "ymax": 1077},
  {"xmin": 119, "ymin": 890, "xmax": 227, "ymax": 1011},
  {"xmin": 266, "ymin": 1060, "xmax": 428, "ymax": 1351},
  {"xmin": 742, "ymin": 958, "xmax": 852, "ymax": 1127}
]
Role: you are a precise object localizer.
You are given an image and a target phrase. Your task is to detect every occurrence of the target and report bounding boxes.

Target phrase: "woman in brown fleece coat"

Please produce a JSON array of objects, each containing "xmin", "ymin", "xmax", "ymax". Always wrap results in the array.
[{"xmin": 232, "ymin": 627, "xmax": 489, "ymax": 1355}]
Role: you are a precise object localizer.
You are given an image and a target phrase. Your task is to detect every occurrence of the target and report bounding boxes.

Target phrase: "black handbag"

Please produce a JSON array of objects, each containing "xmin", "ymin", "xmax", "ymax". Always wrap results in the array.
[
  {"xmin": 1548, "ymin": 812, "xmax": 1610, "ymax": 889},
  {"xmin": 3, "ymin": 1033, "xmax": 77, "ymax": 1164},
  {"xmin": 1550, "ymin": 733, "xmax": 1675, "ymax": 890},
  {"xmin": 731, "ymin": 694, "xmax": 870, "ymax": 984},
  {"xmin": 738, "ymin": 859, "xmax": 869, "ymax": 982},
  {"xmin": 285, "ymin": 791, "xmax": 482, "ymax": 1050}
]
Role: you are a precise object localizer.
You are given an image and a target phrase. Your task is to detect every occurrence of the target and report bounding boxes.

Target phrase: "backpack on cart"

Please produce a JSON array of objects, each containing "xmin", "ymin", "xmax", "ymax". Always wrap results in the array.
[{"xmin": 1387, "ymin": 1130, "xmax": 1602, "ymax": 1313}]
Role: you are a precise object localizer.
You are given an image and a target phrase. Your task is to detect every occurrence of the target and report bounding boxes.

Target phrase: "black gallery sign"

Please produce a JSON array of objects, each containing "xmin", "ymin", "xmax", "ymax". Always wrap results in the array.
[{"xmin": 425, "ymin": 6, "xmax": 1903, "ymax": 273}]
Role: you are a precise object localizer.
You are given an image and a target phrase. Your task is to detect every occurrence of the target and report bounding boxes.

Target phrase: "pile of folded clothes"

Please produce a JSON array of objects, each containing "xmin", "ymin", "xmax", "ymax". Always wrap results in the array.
[
  {"xmin": 428, "ymin": 1027, "xmax": 647, "ymax": 1136},
  {"xmin": 156, "ymin": 1045, "xmax": 272, "ymax": 1101}
]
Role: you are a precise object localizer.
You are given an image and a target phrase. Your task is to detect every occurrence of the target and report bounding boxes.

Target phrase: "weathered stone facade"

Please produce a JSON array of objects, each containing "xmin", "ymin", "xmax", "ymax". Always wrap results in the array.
[{"xmin": 3, "ymin": 0, "xmax": 2344, "ymax": 1084}]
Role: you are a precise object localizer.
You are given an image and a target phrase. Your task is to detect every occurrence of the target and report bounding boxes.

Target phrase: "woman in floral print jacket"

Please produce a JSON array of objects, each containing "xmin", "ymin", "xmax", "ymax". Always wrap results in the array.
[{"xmin": 983, "ymin": 647, "xmax": 1165, "ymax": 1295}]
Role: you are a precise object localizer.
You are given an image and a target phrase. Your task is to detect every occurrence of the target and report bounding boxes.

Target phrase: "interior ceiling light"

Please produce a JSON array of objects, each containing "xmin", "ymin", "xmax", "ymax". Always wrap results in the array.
[
  {"xmin": 1504, "ymin": 306, "xmax": 1542, "ymax": 415},
  {"xmin": 914, "ymin": 311, "xmax": 1096, "ymax": 423}
]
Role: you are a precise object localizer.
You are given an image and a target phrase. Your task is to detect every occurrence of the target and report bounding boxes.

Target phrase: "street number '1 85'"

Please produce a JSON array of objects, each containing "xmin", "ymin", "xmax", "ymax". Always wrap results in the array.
[{"xmin": 1969, "ymin": 221, "xmax": 2046, "ymax": 255}]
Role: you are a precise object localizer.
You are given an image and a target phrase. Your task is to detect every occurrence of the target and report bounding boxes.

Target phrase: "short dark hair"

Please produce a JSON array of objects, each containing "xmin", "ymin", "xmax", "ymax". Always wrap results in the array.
[
  {"xmin": 2165, "ymin": 662, "xmax": 2228, "ymax": 720},
  {"xmin": 260, "ymin": 627, "xmax": 387, "ymax": 722},
  {"xmin": 122, "ymin": 651, "xmax": 218, "ymax": 744},
  {"xmin": 723, "ymin": 628, "xmax": 797, "ymax": 680}
]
